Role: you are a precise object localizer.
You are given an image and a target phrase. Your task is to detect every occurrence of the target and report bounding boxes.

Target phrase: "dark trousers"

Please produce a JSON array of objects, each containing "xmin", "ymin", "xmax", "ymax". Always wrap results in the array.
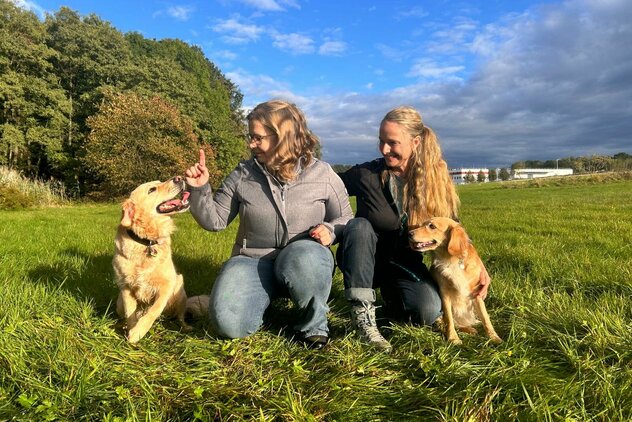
[{"xmin": 337, "ymin": 217, "xmax": 442, "ymax": 325}]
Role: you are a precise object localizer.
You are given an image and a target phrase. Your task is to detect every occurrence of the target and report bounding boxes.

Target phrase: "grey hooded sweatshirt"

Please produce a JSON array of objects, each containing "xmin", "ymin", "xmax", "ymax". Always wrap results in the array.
[{"xmin": 188, "ymin": 158, "xmax": 353, "ymax": 259}]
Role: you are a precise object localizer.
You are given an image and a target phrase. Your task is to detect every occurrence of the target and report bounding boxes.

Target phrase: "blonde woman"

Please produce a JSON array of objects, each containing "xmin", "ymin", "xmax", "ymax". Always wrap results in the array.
[
  {"xmin": 185, "ymin": 100, "xmax": 353, "ymax": 349},
  {"xmin": 337, "ymin": 106, "xmax": 490, "ymax": 352}
]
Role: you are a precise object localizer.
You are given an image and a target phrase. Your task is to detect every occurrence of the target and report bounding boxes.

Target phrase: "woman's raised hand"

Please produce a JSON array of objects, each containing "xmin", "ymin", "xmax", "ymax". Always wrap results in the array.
[{"xmin": 185, "ymin": 149, "xmax": 210, "ymax": 187}]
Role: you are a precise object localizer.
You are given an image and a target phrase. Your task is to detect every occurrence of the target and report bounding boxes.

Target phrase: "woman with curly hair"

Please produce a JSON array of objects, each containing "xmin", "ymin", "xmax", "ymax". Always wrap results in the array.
[
  {"xmin": 337, "ymin": 106, "xmax": 490, "ymax": 353},
  {"xmin": 185, "ymin": 100, "xmax": 353, "ymax": 349}
]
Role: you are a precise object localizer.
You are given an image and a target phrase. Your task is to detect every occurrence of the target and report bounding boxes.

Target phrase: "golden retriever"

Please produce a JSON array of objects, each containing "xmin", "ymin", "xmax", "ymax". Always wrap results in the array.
[
  {"xmin": 113, "ymin": 176, "xmax": 191, "ymax": 343},
  {"xmin": 409, "ymin": 217, "xmax": 502, "ymax": 345}
]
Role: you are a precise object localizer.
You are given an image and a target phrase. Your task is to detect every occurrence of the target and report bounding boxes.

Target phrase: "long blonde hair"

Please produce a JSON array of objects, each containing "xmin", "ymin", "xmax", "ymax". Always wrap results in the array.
[
  {"xmin": 247, "ymin": 100, "xmax": 319, "ymax": 182},
  {"xmin": 381, "ymin": 106, "xmax": 459, "ymax": 225}
]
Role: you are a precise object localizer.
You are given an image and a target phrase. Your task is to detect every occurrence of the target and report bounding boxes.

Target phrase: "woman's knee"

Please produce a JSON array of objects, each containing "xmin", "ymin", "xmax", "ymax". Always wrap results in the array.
[
  {"xmin": 343, "ymin": 217, "xmax": 376, "ymax": 242},
  {"xmin": 209, "ymin": 301, "xmax": 261, "ymax": 339},
  {"xmin": 410, "ymin": 300, "xmax": 442, "ymax": 326},
  {"xmin": 208, "ymin": 256, "xmax": 270, "ymax": 338}
]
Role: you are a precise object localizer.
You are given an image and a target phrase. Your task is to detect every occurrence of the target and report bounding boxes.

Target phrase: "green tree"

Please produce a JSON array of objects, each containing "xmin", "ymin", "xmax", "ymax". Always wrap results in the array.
[
  {"xmin": 488, "ymin": 168, "xmax": 497, "ymax": 182},
  {"xmin": 331, "ymin": 164, "xmax": 352, "ymax": 173},
  {"xmin": 2, "ymin": 4, "xmax": 245, "ymax": 195},
  {"xmin": 477, "ymin": 170, "xmax": 486, "ymax": 183},
  {"xmin": 612, "ymin": 152, "xmax": 632, "ymax": 171},
  {"xmin": 499, "ymin": 168, "xmax": 510, "ymax": 181},
  {"xmin": 82, "ymin": 92, "xmax": 217, "ymax": 198},
  {"xmin": 125, "ymin": 35, "xmax": 247, "ymax": 177},
  {"xmin": 0, "ymin": 2, "xmax": 70, "ymax": 175},
  {"xmin": 45, "ymin": 7, "xmax": 135, "ymax": 187},
  {"xmin": 465, "ymin": 171, "xmax": 476, "ymax": 183}
]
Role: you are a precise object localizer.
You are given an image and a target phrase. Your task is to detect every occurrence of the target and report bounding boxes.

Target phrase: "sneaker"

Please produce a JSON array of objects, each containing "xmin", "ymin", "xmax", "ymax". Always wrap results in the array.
[{"xmin": 350, "ymin": 301, "xmax": 392, "ymax": 353}]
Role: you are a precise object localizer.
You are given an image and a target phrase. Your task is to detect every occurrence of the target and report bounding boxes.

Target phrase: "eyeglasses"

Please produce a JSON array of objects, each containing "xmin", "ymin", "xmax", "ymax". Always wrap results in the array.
[{"xmin": 245, "ymin": 133, "xmax": 276, "ymax": 144}]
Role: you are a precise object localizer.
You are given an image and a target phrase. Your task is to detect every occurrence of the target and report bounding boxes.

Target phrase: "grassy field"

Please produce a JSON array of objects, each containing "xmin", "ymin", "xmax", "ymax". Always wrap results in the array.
[{"xmin": 1, "ymin": 175, "xmax": 631, "ymax": 421}]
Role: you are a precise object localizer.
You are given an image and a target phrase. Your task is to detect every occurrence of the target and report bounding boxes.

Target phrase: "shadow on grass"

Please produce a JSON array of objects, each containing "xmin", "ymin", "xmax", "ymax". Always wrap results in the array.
[
  {"xmin": 25, "ymin": 247, "xmax": 352, "ymax": 341},
  {"xmin": 26, "ymin": 247, "xmax": 224, "ymax": 315}
]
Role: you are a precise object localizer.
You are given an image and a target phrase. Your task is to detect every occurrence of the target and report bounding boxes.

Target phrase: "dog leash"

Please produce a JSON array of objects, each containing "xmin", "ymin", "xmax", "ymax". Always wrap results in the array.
[
  {"xmin": 126, "ymin": 229, "xmax": 159, "ymax": 257},
  {"xmin": 388, "ymin": 260, "xmax": 424, "ymax": 283}
]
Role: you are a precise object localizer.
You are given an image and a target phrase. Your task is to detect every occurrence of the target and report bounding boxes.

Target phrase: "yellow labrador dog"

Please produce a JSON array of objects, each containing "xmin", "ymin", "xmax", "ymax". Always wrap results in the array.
[
  {"xmin": 409, "ymin": 217, "xmax": 502, "ymax": 345},
  {"xmin": 113, "ymin": 176, "xmax": 191, "ymax": 343}
]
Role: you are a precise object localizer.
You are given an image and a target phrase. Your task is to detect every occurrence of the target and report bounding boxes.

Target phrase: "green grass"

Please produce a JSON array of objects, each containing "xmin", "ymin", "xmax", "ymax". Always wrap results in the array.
[{"xmin": 1, "ymin": 177, "xmax": 631, "ymax": 420}]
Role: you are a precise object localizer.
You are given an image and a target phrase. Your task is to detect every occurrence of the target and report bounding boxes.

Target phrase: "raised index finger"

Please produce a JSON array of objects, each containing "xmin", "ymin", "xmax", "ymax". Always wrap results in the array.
[{"xmin": 199, "ymin": 148, "xmax": 206, "ymax": 167}]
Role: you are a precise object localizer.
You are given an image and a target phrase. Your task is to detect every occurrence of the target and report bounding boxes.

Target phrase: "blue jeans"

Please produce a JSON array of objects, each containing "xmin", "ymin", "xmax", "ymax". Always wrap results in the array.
[
  {"xmin": 338, "ymin": 217, "xmax": 442, "ymax": 325},
  {"xmin": 209, "ymin": 239, "xmax": 334, "ymax": 338}
]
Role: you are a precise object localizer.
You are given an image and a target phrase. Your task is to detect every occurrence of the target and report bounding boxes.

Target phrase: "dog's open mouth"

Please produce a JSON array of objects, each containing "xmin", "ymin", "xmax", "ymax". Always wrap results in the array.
[
  {"xmin": 410, "ymin": 240, "xmax": 437, "ymax": 251},
  {"xmin": 157, "ymin": 191, "xmax": 190, "ymax": 214}
]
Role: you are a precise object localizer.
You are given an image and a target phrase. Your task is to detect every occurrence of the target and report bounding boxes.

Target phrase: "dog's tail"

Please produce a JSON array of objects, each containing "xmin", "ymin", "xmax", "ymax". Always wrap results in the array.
[{"xmin": 186, "ymin": 295, "xmax": 210, "ymax": 319}]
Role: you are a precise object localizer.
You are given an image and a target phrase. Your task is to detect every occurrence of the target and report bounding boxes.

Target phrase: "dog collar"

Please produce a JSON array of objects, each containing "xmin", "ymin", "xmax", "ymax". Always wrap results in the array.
[{"xmin": 126, "ymin": 229, "xmax": 159, "ymax": 257}]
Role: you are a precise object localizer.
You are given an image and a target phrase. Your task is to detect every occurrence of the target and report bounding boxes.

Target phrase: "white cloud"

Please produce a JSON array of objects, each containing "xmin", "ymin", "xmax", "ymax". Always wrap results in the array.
[
  {"xmin": 266, "ymin": 0, "xmax": 632, "ymax": 166},
  {"xmin": 318, "ymin": 41, "xmax": 347, "ymax": 56},
  {"xmin": 375, "ymin": 43, "xmax": 406, "ymax": 62},
  {"xmin": 236, "ymin": 0, "xmax": 300, "ymax": 12},
  {"xmin": 407, "ymin": 60, "xmax": 464, "ymax": 79},
  {"xmin": 9, "ymin": 0, "xmax": 46, "ymax": 17},
  {"xmin": 212, "ymin": 17, "xmax": 265, "ymax": 44},
  {"xmin": 226, "ymin": 69, "xmax": 294, "ymax": 107},
  {"xmin": 398, "ymin": 6, "xmax": 428, "ymax": 19},
  {"xmin": 214, "ymin": 50, "xmax": 238, "ymax": 61},
  {"xmin": 167, "ymin": 5, "xmax": 194, "ymax": 21},
  {"xmin": 271, "ymin": 32, "xmax": 315, "ymax": 54}
]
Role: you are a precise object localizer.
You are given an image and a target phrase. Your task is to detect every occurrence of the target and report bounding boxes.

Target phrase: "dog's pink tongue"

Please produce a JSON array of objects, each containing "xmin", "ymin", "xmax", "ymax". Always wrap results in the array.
[{"xmin": 164, "ymin": 192, "xmax": 190, "ymax": 207}]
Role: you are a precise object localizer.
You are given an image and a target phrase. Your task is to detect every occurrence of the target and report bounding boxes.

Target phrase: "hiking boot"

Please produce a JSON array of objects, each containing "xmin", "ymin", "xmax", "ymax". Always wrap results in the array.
[{"xmin": 351, "ymin": 301, "xmax": 392, "ymax": 353}]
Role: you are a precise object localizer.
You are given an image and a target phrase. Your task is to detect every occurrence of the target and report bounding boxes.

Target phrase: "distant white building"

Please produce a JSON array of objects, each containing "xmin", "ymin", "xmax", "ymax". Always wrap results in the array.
[
  {"xmin": 449, "ymin": 167, "xmax": 574, "ymax": 184},
  {"xmin": 512, "ymin": 168, "xmax": 573, "ymax": 179},
  {"xmin": 449, "ymin": 168, "xmax": 489, "ymax": 184}
]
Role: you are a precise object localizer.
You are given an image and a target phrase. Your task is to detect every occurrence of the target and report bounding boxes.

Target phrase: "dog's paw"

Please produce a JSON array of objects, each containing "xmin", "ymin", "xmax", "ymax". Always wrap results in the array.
[
  {"xmin": 489, "ymin": 335, "xmax": 503, "ymax": 345},
  {"xmin": 447, "ymin": 336, "xmax": 463, "ymax": 345},
  {"xmin": 127, "ymin": 327, "xmax": 147, "ymax": 344}
]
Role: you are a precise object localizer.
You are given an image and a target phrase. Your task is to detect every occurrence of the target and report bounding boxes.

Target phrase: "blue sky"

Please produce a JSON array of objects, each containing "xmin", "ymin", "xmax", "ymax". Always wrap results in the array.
[{"xmin": 14, "ymin": 0, "xmax": 632, "ymax": 167}]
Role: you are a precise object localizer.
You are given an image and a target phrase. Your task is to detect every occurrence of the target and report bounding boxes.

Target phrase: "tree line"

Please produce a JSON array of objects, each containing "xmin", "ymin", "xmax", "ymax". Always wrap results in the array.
[
  {"xmin": 0, "ymin": 3, "xmax": 247, "ymax": 197},
  {"xmin": 511, "ymin": 153, "xmax": 632, "ymax": 174}
]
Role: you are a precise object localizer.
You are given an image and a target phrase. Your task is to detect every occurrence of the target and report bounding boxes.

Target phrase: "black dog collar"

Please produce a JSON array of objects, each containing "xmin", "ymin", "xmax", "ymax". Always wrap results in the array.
[{"xmin": 126, "ymin": 229, "xmax": 159, "ymax": 257}]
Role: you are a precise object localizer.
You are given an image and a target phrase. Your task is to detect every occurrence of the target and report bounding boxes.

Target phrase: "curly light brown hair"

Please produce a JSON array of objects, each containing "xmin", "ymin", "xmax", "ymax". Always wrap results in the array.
[
  {"xmin": 381, "ymin": 106, "xmax": 460, "ymax": 225},
  {"xmin": 247, "ymin": 100, "xmax": 319, "ymax": 182}
]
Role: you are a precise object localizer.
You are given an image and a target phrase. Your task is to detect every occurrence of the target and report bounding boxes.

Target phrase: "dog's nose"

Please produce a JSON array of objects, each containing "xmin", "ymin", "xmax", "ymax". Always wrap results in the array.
[{"xmin": 173, "ymin": 176, "xmax": 182, "ymax": 183}]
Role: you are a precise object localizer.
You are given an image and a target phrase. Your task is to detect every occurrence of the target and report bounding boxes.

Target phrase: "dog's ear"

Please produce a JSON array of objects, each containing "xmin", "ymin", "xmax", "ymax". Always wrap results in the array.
[
  {"xmin": 447, "ymin": 225, "xmax": 469, "ymax": 257},
  {"xmin": 120, "ymin": 200, "xmax": 135, "ymax": 227}
]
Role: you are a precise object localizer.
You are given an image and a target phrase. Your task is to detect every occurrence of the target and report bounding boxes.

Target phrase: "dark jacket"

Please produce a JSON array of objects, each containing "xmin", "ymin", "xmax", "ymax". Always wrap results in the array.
[{"xmin": 338, "ymin": 158, "xmax": 427, "ymax": 282}]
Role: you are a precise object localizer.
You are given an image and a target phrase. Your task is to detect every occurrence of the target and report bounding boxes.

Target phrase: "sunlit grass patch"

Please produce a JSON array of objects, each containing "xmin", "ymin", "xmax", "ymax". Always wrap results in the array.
[{"xmin": 1, "ymin": 179, "xmax": 631, "ymax": 420}]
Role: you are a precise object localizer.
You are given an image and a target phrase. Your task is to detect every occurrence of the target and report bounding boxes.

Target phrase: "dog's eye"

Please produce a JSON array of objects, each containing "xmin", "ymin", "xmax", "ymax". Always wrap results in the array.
[
  {"xmin": 428, "ymin": 223, "xmax": 436, "ymax": 230},
  {"xmin": 148, "ymin": 187, "xmax": 157, "ymax": 194}
]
